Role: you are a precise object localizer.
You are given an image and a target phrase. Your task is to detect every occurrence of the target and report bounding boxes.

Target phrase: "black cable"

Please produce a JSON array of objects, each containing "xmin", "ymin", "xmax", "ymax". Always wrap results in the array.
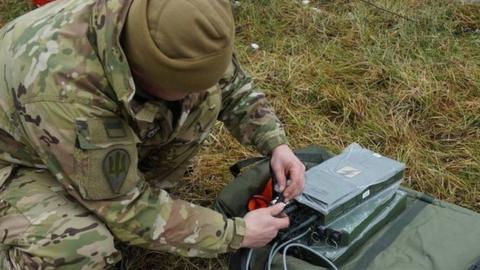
[
  {"xmin": 274, "ymin": 203, "xmax": 298, "ymax": 218},
  {"xmin": 266, "ymin": 229, "xmax": 312, "ymax": 270},
  {"xmin": 277, "ymin": 214, "xmax": 318, "ymax": 243},
  {"xmin": 262, "ymin": 215, "xmax": 318, "ymax": 269},
  {"xmin": 282, "ymin": 243, "xmax": 339, "ymax": 270},
  {"xmin": 357, "ymin": 0, "xmax": 416, "ymax": 22}
]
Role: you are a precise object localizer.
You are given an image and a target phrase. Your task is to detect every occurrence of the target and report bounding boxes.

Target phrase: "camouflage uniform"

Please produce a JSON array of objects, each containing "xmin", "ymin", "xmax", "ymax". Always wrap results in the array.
[{"xmin": 0, "ymin": 0, "xmax": 287, "ymax": 269}]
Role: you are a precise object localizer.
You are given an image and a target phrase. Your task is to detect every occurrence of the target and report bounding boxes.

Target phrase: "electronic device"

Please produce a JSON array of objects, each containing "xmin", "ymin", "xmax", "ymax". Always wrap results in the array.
[
  {"xmin": 295, "ymin": 143, "xmax": 405, "ymax": 224},
  {"xmin": 246, "ymin": 144, "xmax": 408, "ymax": 270}
]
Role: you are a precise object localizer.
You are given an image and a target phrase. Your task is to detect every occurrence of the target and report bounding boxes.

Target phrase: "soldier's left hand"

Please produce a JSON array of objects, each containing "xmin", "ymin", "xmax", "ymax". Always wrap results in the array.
[{"xmin": 270, "ymin": 144, "xmax": 306, "ymax": 200}]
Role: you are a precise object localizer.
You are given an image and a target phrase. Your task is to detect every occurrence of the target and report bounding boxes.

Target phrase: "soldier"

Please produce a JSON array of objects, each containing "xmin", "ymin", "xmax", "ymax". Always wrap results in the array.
[{"xmin": 0, "ymin": 0, "xmax": 305, "ymax": 269}]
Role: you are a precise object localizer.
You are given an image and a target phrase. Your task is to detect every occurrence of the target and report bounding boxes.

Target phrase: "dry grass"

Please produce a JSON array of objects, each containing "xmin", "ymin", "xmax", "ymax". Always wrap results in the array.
[
  {"xmin": 1, "ymin": 0, "xmax": 479, "ymax": 269},
  {"xmin": 0, "ymin": 0, "xmax": 30, "ymax": 25}
]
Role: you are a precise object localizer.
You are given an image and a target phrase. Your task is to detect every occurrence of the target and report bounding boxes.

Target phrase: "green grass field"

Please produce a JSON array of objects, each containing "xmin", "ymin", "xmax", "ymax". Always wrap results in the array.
[{"xmin": 1, "ymin": 0, "xmax": 479, "ymax": 269}]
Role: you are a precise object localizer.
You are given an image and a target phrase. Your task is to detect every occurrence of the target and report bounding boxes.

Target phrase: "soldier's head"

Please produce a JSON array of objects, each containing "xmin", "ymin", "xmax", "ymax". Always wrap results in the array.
[{"xmin": 122, "ymin": 0, "xmax": 235, "ymax": 101}]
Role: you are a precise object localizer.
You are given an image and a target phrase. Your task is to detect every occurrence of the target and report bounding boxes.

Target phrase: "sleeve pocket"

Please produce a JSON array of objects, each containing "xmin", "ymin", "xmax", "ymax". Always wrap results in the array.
[{"xmin": 74, "ymin": 117, "xmax": 141, "ymax": 200}]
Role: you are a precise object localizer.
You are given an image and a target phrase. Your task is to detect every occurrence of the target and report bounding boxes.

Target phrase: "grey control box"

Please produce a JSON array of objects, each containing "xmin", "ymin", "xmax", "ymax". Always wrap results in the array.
[{"xmin": 296, "ymin": 143, "xmax": 405, "ymax": 224}]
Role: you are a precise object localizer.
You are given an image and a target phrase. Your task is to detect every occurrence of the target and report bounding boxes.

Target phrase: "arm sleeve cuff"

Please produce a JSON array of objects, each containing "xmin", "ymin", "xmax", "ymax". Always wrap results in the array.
[
  {"xmin": 228, "ymin": 217, "xmax": 246, "ymax": 250},
  {"xmin": 256, "ymin": 133, "xmax": 289, "ymax": 156}
]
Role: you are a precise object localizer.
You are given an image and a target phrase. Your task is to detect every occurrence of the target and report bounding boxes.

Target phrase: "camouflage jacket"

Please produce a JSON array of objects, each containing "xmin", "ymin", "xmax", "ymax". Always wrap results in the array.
[{"xmin": 0, "ymin": 0, "xmax": 287, "ymax": 257}]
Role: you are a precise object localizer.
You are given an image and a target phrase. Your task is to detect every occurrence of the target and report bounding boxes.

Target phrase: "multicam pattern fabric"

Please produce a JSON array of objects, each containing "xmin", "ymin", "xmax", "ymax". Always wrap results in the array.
[
  {"xmin": 0, "ymin": 0, "xmax": 287, "ymax": 269},
  {"xmin": 0, "ymin": 169, "xmax": 121, "ymax": 270}
]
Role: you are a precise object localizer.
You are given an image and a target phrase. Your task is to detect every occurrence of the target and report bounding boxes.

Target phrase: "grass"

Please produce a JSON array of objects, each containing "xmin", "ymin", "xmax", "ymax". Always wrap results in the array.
[
  {"xmin": 1, "ymin": 0, "xmax": 479, "ymax": 269},
  {"xmin": 0, "ymin": 0, "xmax": 30, "ymax": 25}
]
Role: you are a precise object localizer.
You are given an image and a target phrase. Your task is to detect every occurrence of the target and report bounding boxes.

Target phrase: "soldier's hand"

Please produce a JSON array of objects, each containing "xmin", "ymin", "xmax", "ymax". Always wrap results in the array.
[
  {"xmin": 270, "ymin": 144, "xmax": 306, "ymax": 200},
  {"xmin": 240, "ymin": 203, "xmax": 289, "ymax": 248}
]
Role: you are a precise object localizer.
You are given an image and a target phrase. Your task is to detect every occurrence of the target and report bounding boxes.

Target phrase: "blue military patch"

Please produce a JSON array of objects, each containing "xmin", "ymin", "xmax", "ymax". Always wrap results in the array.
[{"xmin": 103, "ymin": 148, "xmax": 130, "ymax": 194}]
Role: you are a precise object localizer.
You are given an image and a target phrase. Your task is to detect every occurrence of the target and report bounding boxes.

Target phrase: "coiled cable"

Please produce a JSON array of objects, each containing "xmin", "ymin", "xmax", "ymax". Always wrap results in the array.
[{"xmin": 281, "ymin": 242, "xmax": 338, "ymax": 270}]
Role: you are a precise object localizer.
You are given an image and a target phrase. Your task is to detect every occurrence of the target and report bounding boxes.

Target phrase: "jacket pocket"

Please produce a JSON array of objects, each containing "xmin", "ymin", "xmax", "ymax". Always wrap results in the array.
[{"xmin": 74, "ymin": 117, "xmax": 141, "ymax": 200}]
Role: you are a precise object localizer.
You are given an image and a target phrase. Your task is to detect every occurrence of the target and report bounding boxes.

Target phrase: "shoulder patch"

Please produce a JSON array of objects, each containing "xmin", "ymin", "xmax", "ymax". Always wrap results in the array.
[
  {"xmin": 104, "ymin": 118, "xmax": 127, "ymax": 138},
  {"xmin": 103, "ymin": 148, "xmax": 130, "ymax": 194}
]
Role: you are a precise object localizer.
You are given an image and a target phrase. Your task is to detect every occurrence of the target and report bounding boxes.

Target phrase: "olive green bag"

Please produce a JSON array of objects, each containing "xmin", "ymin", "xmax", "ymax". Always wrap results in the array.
[{"xmin": 215, "ymin": 146, "xmax": 480, "ymax": 270}]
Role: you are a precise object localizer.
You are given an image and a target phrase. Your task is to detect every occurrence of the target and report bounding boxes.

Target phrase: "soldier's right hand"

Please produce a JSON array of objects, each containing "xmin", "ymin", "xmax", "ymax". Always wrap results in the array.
[{"xmin": 240, "ymin": 203, "xmax": 290, "ymax": 248}]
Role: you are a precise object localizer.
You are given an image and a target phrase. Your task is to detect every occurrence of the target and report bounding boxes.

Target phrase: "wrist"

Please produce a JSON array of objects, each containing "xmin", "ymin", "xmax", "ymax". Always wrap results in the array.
[{"xmin": 271, "ymin": 144, "xmax": 290, "ymax": 155}]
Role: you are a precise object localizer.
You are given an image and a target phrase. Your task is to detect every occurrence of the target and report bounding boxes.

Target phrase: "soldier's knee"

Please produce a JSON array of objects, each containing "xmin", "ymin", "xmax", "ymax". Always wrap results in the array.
[
  {"xmin": 0, "ymin": 169, "xmax": 123, "ymax": 270},
  {"xmin": 3, "ymin": 224, "xmax": 121, "ymax": 270}
]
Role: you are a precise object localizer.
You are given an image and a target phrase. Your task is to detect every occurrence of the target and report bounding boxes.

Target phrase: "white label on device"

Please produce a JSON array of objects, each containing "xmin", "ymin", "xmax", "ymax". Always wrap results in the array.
[
  {"xmin": 362, "ymin": 190, "xmax": 370, "ymax": 199},
  {"xmin": 337, "ymin": 166, "xmax": 362, "ymax": 178}
]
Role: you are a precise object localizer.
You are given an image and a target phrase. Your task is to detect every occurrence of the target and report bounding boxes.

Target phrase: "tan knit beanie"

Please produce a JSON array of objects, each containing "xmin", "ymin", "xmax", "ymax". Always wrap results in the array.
[{"xmin": 123, "ymin": 0, "xmax": 235, "ymax": 92}]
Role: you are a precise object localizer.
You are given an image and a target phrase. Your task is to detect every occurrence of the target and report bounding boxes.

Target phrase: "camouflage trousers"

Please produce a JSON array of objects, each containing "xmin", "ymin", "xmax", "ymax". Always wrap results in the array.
[
  {"xmin": 0, "ymin": 136, "xmax": 204, "ymax": 270},
  {"xmin": 0, "ymin": 168, "xmax": 121, "ymax": 270}
]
